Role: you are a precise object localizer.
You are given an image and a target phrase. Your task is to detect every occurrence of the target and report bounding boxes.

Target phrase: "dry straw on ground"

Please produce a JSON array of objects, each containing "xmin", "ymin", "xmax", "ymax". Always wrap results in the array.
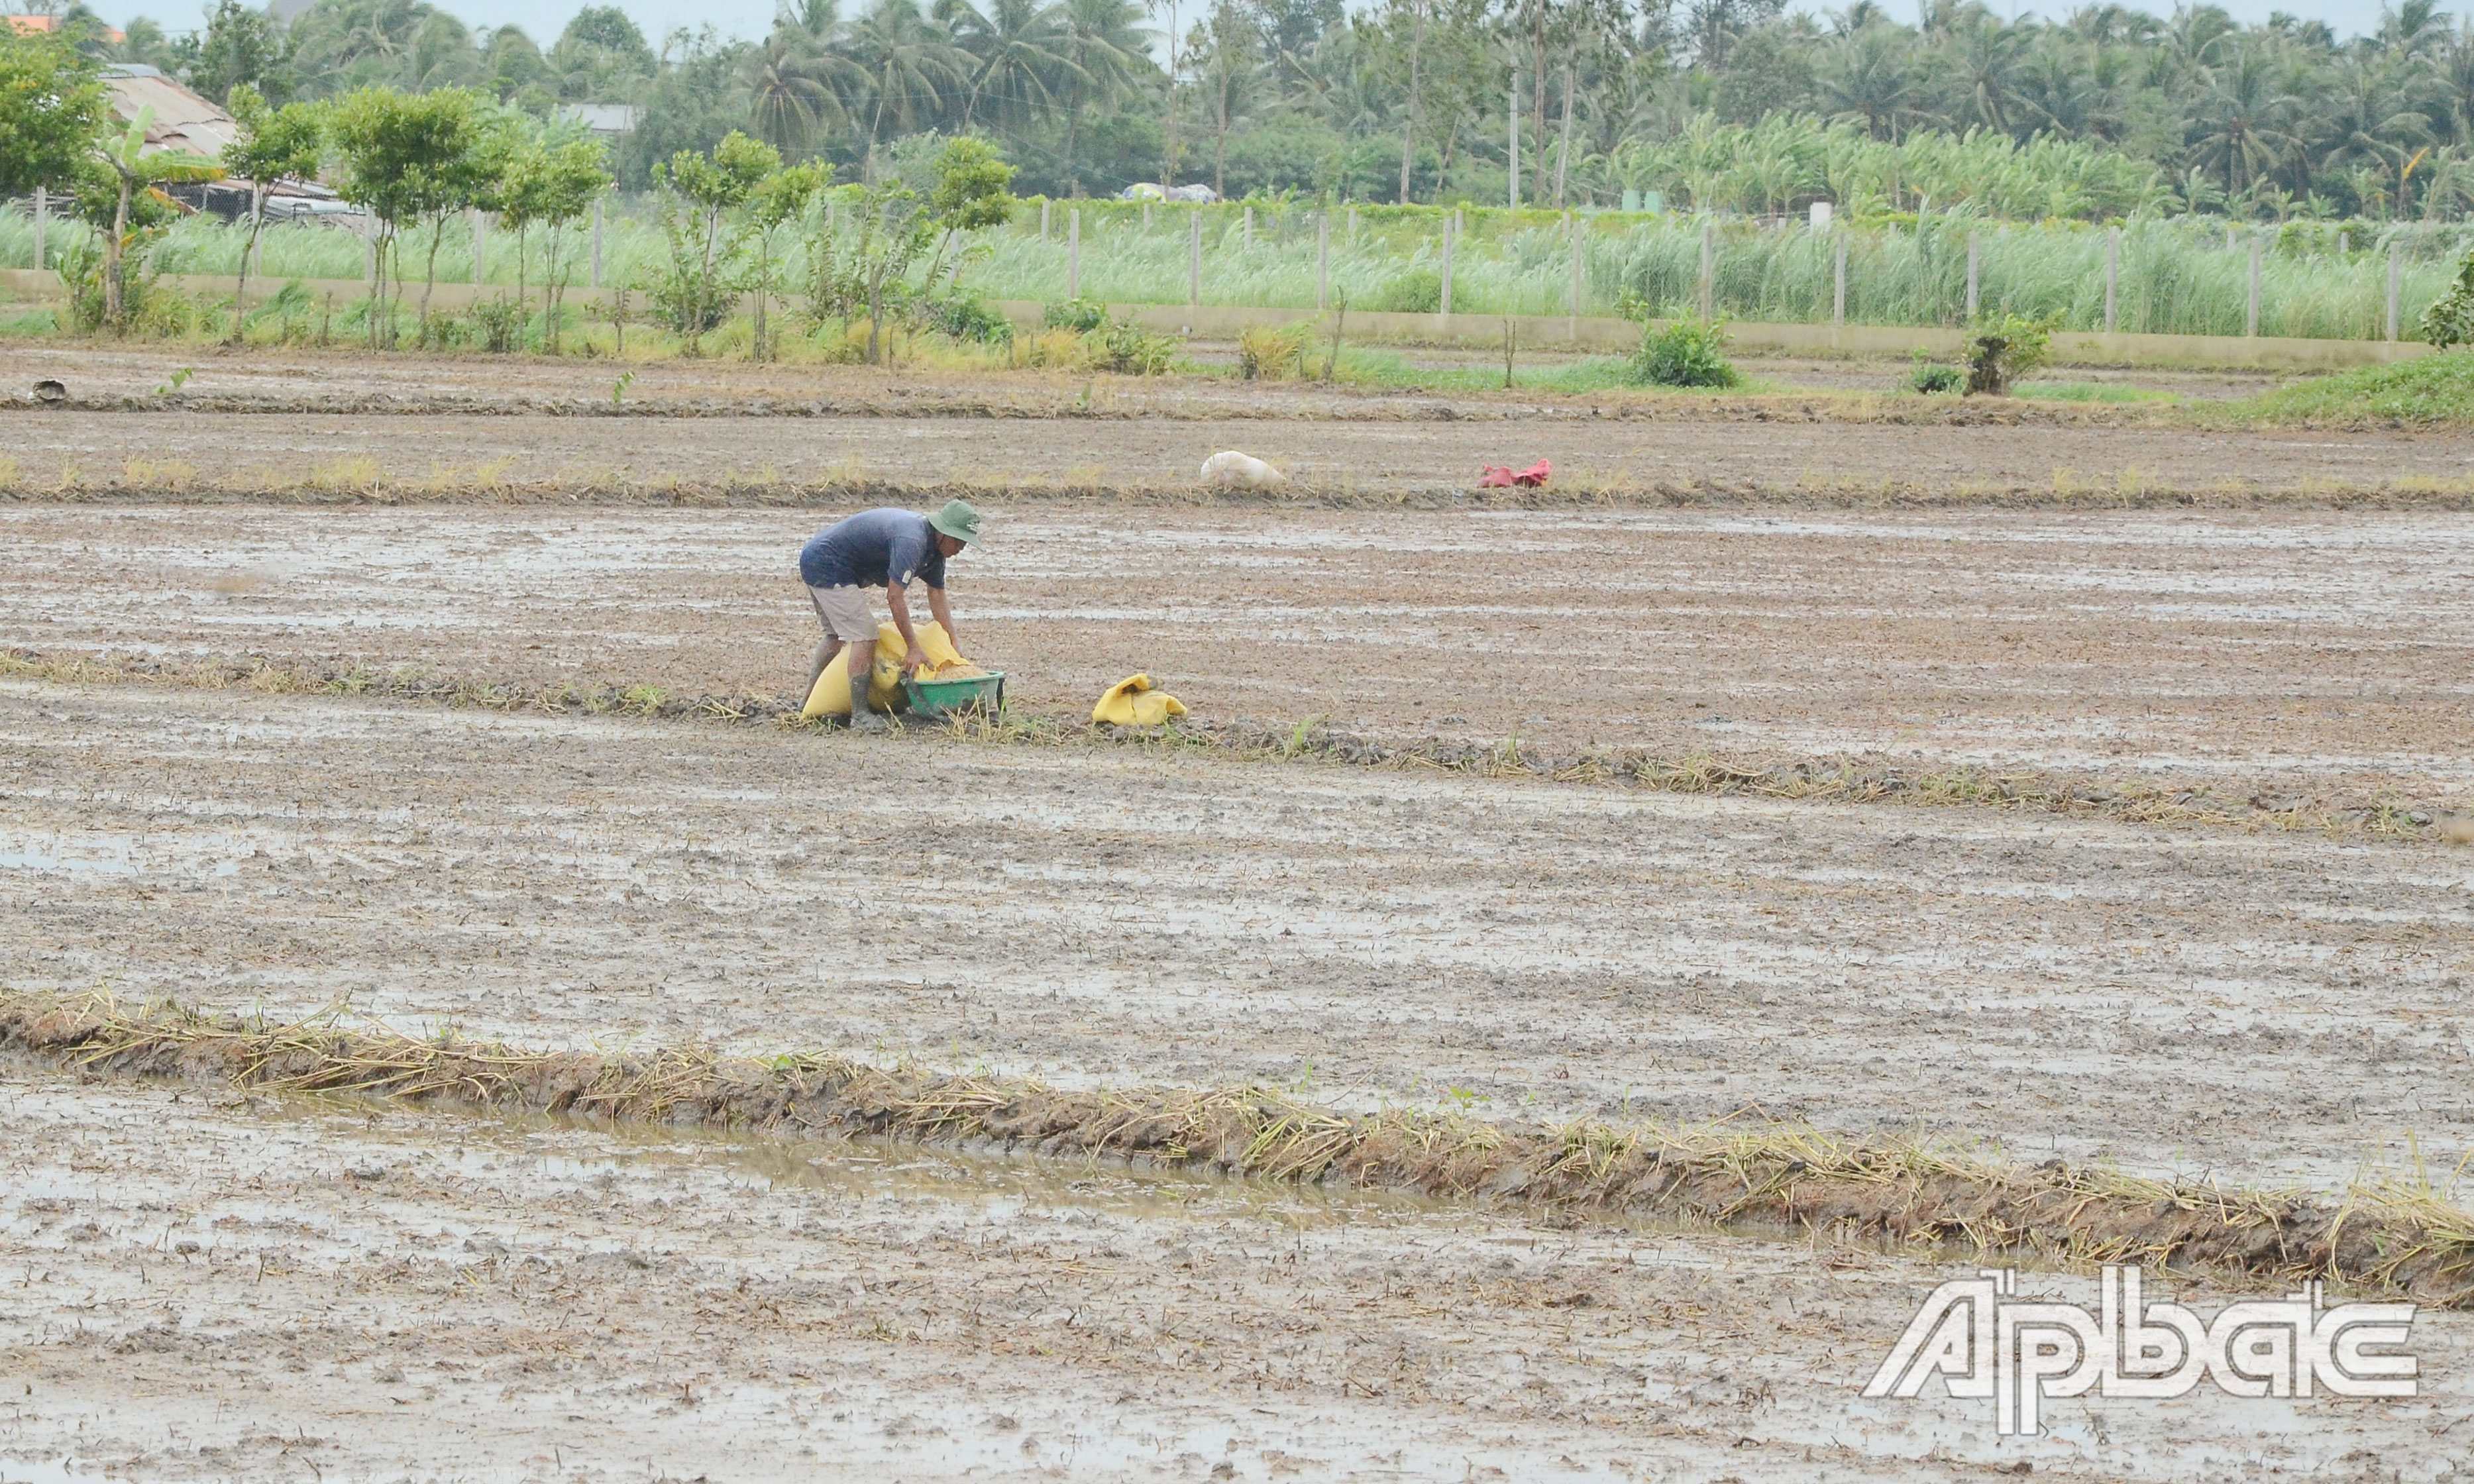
[
  {"xmin": 0, "ymin": 646, "xmax": 2446, "ymax": 839},
  {"xmin": 4, "ymin": 992, "xmax": 2469, "ymax": 1306}
]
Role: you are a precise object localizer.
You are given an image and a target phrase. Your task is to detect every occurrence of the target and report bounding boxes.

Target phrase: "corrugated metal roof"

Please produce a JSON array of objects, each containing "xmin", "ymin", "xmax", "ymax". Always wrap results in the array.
[{"xmin": 102, "ymin": 67, "xmax": 239, "ymax": 160}]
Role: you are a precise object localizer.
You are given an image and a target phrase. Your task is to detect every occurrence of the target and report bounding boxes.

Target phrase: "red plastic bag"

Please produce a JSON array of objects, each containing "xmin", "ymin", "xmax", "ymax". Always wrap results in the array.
[{"xmin": 1480, "ymin": 458, "xmax": 1551, "ymax": 489}]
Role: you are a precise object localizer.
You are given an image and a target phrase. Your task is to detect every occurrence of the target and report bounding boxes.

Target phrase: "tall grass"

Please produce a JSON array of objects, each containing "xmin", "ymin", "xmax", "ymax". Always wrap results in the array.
[{"xmin": 5, "ymin": 195, "xmax": 2469, "ymax": 341}]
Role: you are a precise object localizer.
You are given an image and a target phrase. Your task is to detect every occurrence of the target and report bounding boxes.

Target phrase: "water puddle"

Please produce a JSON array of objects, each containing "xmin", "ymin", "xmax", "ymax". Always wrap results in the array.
[{"xmin": 0, "ymin": 831, "xmax": 268, "ymax": 879}]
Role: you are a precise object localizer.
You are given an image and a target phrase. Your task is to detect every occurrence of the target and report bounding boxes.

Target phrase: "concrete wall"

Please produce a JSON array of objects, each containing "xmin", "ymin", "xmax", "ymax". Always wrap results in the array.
[{"xmin": 2, "ymin": 269, "xmax": 2435, "ymax": 372}]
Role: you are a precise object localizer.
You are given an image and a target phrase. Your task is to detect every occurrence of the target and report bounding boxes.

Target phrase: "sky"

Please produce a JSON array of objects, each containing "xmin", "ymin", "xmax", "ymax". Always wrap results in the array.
[{"xmin": 109, "ymin": 0, "xmax": 2411, "ymax": 50}]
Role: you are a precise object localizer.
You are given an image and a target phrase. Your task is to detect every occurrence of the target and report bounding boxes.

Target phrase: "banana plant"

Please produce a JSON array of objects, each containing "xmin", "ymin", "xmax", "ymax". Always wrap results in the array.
[{"xmin": 91, "ymin": 106, "xmax": 224, "ymax": 331}]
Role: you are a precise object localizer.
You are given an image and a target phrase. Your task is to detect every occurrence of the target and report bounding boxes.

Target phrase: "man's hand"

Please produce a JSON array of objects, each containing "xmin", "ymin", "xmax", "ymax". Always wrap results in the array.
[{"xmin": 902, "ymin": 642, "xmax": 928, "ymax": 673}]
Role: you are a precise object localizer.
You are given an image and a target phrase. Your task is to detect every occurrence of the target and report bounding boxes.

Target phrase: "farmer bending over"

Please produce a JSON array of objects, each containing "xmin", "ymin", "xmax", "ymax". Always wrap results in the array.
[{"xmin": 800, "ymin": 500, "xmax": 984, "ymax": 733}]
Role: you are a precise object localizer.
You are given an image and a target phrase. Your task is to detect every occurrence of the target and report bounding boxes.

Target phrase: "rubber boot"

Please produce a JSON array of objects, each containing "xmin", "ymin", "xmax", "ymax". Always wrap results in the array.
[
  {"xmin": 804, "ymin": 638, "xmax": 838, "ymax": 699},
  {"xmin": 847, "ymin": 670, "xmax": 887, "ymax": 733}
]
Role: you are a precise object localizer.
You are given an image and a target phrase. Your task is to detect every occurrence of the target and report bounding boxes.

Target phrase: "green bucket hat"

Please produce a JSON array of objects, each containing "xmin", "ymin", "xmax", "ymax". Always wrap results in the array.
[{"xmin": 928, "ymin": 498, "xmax": 986, "ymax": 548}]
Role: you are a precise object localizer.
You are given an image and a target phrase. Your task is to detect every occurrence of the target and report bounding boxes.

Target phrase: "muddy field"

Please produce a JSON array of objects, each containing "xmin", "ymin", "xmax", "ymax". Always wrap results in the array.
[
  {"xmin": 13, "ymin": 403, "xmax": 2474, "ymax": 501},
  {"xmin": 12, "ymin": 1066, "xmax": 2464, "ymax": 1484},
  {"xmin": 6, "ymin": 500, "xmax": 2471, "ymax": 810},
  {"xmin": 5, "ymin": 352, "xmax": 2474, "ymax": 1479},
  {"xmin": 3, "ymin": 680, "xmax": 2472, "ymax": 1479}
]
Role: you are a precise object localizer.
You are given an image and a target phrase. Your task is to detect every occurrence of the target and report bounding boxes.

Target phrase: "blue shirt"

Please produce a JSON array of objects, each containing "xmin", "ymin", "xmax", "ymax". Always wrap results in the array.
[{"xmin": 799, "ymin": 508, "xmax": 947, "ymax": 591}]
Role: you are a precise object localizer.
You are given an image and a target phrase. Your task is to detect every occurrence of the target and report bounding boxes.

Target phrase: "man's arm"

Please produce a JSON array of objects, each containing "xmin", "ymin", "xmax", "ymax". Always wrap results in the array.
[
  {"xmin": 926, "ymin": 585, "xmax": 955, "ymax": 646},
  {"xmin": 885, "ymin": 583, "xmax": 928, "ymax": 671}
]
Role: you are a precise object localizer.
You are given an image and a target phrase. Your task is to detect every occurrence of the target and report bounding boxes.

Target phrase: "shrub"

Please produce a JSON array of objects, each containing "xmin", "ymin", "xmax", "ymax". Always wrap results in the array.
[
  {"xmin": 1908, "ymin": 350, "xmax": 1963, "ymax": 394},
  {"xmin": 919, "ymin": 292, "xmax": 1013, "ymax": 344},
  {"xmin": 1236, "ymin": 321, "xmax": 1311, "ymax": 380},
  {"xmin": 1629, "ymin": 319, "xmax": 1739, "ymax": 388},
  {"xmin": 1370, "ymin": 268, "xmax": 1442, "ymax": 314},
  {"xmin": 1042, "ymin": 297, "xmax": 1106, "ymax": 332},
  {"xmin": 1017, "ymin": 326, "xmax": 1087, "ymax": 368},
  {"xmin": 468, "ymin": 295, "xmax": 527, "ymax": 353},
  {"xmin": 56, "ymin": 237, "xmax": 163, "ymax": 335},
  {"xmin": 1095, "ymin": 315, "xmax": 1177, "ymax": 374},
  {"xmin": 2420, "ymin": 248, "xmax": 2474, "ymax": 350},
  {"xmin": 1964, "ymin": 312, "xmax": 2056, "ymax": 395}
]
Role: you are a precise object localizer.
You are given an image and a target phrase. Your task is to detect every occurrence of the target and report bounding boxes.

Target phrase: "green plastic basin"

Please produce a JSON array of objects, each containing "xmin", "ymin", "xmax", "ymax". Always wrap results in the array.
[{"xmin": 901, "ymin": 670, "xmax": 1006, "ymax": 721}]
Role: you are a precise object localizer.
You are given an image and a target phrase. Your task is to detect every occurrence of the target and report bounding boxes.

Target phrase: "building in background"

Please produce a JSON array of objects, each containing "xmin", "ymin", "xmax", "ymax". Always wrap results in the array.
[{"xmin": 556, "ymin": 103, "xmax": 643, "ymax": 142}]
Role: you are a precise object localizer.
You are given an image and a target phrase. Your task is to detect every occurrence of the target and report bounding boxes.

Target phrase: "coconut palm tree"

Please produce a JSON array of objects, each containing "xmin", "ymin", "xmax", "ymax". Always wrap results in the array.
[
  {"xmin": 1190, "ymin": 0, "xmax": 1265, "ymax": 198},
  {"xmin": 2189, "ymin": 43, "xmax": 2304, "ymax": 197},
  {"xmin": 747, "ymin": 28, "xmax": 858, "ymax": 155},
  {"xmin": 842, "ymin": 0, "xmax": 973, "ymax": 153},
  {"xmin": 1821, "ymin": 21, "xmax": 1917, "ymax": 140},
  {"xmin": 1939, "ymin": 9, "xmax": 2029, "ymax": 136},
  {"xmin": 1056, "ymin": 0, "xmax": 1150, "ymax": 192},
  {"xmin": 945, "ymin": 0, "xmax": 1080, "ymax": 131},
  {"xmin": 2317, "ymin": 51, "xmax": 2435, "ymax": 215}
]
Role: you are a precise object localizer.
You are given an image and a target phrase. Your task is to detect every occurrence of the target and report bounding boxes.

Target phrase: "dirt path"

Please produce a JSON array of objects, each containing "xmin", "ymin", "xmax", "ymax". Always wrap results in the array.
[
  {"xmin": 9, "ymin": 404, "xmax": 2474, "ymax": 499},
  {"xmin": 7, "ymin": 502, "xmax": 2471, "ymax": 810},
  {"xmin": 5, "ymin": 680, "xmax": 2468, "ymax": 1192},
  {"xmin": 2, "ymin": 1063, "xmax": 2464, "ymax": 1484}
]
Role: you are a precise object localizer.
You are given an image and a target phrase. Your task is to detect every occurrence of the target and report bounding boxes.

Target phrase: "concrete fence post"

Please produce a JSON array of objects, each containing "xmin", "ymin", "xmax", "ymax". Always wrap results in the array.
[
  {"xmin": 2105, "ymin": 226, "xmax": 2120, "ymax": 335},
  {"xmin": 32, "ymin": 186, "xmax": 45, "ymax": 272},
  {"xmin": 1698, "ymin": 219, "xmax": 1714, "ymax": 323},
  {"xmin": 1965, "ymin": 233, "xmax": 1980, "ymax": 322},
  {"xmin": 1317, "ymin": 212, "xmax": 1329, "ymax": 311},
  {"xmin": 1507, "ymin": 72, "xmax": 1519, "ymax": 210},
  {"xmin": 2387, "ymin": 241, "xmax": 2402, "ymax": 342},
  {"xmin": 591, "ymin": 197, "xmax": 604, "ymax": 289},
  {"xmin": 471, "ymin": 207, "xmax": 485, "ymax": 286},
  {"xmin": 2247, "ymin": 234, "xmax": 2262, "ymax": 338},
  {"xmin": 1440, "ymin": 214, "xmax": 1455, "ymax": 324},
  {"xmin": 1067, "ymin": 209, "xmax": 1081, "ymax": 301},
  {"xmin": 1347, "ymin": 204, "xmax": 1357, "ymax": 241},
  {"xmin": 1833, "ymin": 235, "xmax": 1847, "ymax": 327},
  {"xmin": 1569, "ymin": 225, "xmax": 1583, "ymax": 332},
  {"xmin": 1040, "ymin": 199, "xmax": 1049, "ymax": 242},
  {"xmin": 1188, "ymin": 210, "xmax": 1201, "ymax": 308}
]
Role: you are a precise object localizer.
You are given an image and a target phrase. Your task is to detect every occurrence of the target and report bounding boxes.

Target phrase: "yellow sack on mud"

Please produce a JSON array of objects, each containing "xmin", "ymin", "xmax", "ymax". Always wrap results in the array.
[
  {"xmin": 1091, "ymin": 673, "xmax": 1189, "ymax": 727},
  {"xmin": 802, "ymin": 621, "xmax": 977, "ymax": 718}
]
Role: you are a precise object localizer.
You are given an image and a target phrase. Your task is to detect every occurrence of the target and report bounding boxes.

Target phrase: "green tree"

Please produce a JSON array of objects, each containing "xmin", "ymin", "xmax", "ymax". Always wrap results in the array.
[
  {"xmin": 949, "ymin": 0, "xmax": 1076, "ymax": 131},
  {"xmin": 647, "ymin": 129, "xmax": 777, "ymax": 350},
  {"xmin": 747, "ymin": 28, "xmax": 856, "ymax": 155},
  {"xmin": 193, "ymin": 0, "xmax": 294, "ymax": 105},
  {"xmin": 924, "ymin": 131, "xmax": 1015, "ymax": 280},
  {"xmin": 87, "ymin": 107, "xmax": 225, "ymax": 329},
  {"xmin": 1055, "ymin": 0, "xmax": 1146, "ymax": 191},
  {"xmin": 221, "ymin": 83, "xmax": 326, "ymax": 342},
  {"xmin": 0, "ymin": 27, "xmax": 109, "ymax": 195},
  {"xmin": 498, "ymin": 136, "xmax": 612, "ymax": 351},
  {"xmin": 326, "ymin": 84, "xmax": 493, "ymax": 346},
  {"xmin": 845, "ymin": 0, "xmax": 971, "ymax": 154},
  {"xmin": 551, "ymin": 4, "xmax": 657, "ymax": 93},
  {"xmin": 615, "ymin": 27, "xmax": 746, "ymax": 189},
  {"xmin": 739, "ymin": 160, "xmax": 824, "ymax": 357},
  {"xmin": 849, "ymin": 176, "xmax": 935, "ymax": 362}
]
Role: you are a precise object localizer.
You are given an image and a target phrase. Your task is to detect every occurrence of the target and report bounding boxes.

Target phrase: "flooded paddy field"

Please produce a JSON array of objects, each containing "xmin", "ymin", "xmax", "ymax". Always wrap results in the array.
[
  {"xmin": 3, "ymin": 678, "xmax": 2469, "ymax": 1195},
  {"xmin": 5, "ymin": 360, "xmax": 2474, "ymax": 1477},
  {"xmin": 5, "ymin": 1061, "xmax": 2469, "ymax": 1483},
  {"xmin": 8, "ymin": 501, "xmax": 2474, "ymax": 810}
]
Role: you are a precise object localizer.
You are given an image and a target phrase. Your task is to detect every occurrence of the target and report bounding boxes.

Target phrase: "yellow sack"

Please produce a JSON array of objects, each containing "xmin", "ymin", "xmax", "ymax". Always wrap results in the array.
[
  {"xmin": 802, "ymin": 621, "xmax": 975, "ymax": 719},
  {"xmin": 1092, "ymin": 672, "xmax": 1189, "ymax": 727}
]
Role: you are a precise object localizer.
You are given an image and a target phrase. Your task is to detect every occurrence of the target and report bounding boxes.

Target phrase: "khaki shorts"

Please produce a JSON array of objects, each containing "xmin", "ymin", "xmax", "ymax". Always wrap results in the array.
[{"xmin": 807, "ymin": 584, "xmax": 878, "ymax": 643}]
